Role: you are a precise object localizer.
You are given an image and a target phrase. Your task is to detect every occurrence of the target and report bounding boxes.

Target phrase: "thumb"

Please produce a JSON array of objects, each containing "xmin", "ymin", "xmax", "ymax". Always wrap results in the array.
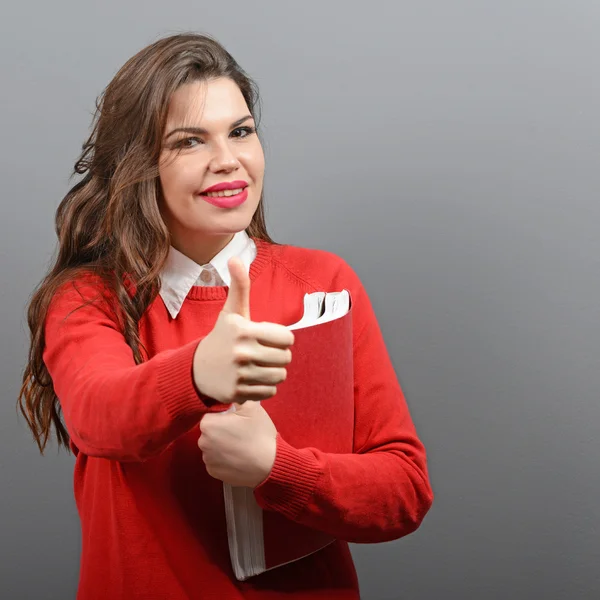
[
  {"xmin": 222, "ymin": 257, "xmax": 251, "ymax": 319},
  {"xmin": 232, "ymin": 400, "xmax": 260, "ymax": 414}
]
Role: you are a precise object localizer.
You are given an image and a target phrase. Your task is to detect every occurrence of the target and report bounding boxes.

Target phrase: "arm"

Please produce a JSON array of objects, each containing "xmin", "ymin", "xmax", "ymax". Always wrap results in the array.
[
  {"xmin": 253, "ymin": 260, "xmax": 433, "ymax": 543},
  {"xmin": 43, "ymin": 276, "xmax": 228, "ymax": 462}
]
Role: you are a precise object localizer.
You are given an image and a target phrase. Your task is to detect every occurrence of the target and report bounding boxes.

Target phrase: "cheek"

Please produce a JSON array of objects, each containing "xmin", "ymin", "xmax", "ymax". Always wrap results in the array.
[
  {"xmin": 254, "ymin": 155, "xmax": 266, "ymax": 182},
  {"xmin": 159, "ymin": 158, "xmax": 198, "ymax": 200},
  {"xmin": 243, "ymin": 142, "xmax": 265, "ymax": 182},
  {"xmin": 158, "ymin": 158, "xmax": 177, "ymax": 197}
]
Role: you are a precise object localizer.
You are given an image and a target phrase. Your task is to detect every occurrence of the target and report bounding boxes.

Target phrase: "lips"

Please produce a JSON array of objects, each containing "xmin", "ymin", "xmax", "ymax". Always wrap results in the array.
[
  {"xmin": 199, "ymin": 187, "xmax": 249, "ymax": 209},
  {"xmin": 199, "ymin": 180, "xmax": 249, "ymax": 194}
]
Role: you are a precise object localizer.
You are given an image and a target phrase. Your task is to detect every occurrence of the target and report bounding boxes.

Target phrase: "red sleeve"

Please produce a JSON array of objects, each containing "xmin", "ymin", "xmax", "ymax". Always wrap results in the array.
[
  {"xmin": 253, "ymin": 258, "xmax": 433, "ymax": 543},
  {"xmin": 43, "ymin": 276, "xmax": 229, "ymax": 462}
]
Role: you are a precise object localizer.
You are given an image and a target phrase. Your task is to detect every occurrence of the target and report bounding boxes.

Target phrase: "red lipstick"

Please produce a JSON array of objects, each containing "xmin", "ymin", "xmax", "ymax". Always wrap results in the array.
[
  {"xmin": 198, "ymin": 180, "xmax": 249, "ymax": 209},
  {"xmin": 200, "ymin": 180, "xmax": 248, "ymax": 194}
]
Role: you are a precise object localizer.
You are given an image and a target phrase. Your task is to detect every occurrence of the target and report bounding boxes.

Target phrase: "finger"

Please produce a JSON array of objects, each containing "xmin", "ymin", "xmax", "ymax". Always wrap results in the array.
[
  {"xmin": 238, "ymin": 365, "xmax": 287, "ymax": 385},
  {"xmin": 222, "ymin": 257, "xmax": 250, "ymax": 319},
  {"xmin": 254, "ymin": 346, "xmax": 293, "ymax": 367},
  {"xmin": 234, "ymin": 384, "xmax": 277, "ymax": 402},
  {"xmin": 232, "ymin": 400, "xmax": 261, "ymax": 414},
  {"xmin": 245, "ymin": 321, "xmax": 295, "ymax": 348},
  {"xmin": 199, "ymin": 413, "xmax": 217, "ymax": 434},
  {"xmin": 234, "ymin": 341, "xmax": 292, "ymax": 367}
]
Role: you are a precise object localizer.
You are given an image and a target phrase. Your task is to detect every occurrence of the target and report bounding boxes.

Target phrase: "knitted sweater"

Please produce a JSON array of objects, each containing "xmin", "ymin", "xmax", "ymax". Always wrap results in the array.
[{"xmin": 43, "ymin": 239, "xmax": 433, "ymax": 599}]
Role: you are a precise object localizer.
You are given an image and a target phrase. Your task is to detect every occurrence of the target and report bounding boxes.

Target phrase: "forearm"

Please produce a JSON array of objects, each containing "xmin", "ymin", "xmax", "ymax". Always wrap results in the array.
[
  {"xmin": 56, "ymin": 340, "xmax": 224, "ymax": 461},
  {"xmin": 44, "ymin": 278, "xmax": 228, "ymax": 461},
  {"xmin": 254, "ymin": 434, "xmax": 433, "ymax": 543}
]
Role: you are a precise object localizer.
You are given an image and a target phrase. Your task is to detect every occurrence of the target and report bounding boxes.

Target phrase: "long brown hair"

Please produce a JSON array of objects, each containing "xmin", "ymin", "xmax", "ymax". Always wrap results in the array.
[{"xmin": 18, "ymin": 32, "xmax": 274, "ymax": 454}]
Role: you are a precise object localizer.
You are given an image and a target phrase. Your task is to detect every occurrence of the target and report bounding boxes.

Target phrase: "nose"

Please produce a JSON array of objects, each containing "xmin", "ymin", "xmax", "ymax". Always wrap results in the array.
[{"xmin": 208, "ymin": 140, "xmax": 240, "ymax": 173}]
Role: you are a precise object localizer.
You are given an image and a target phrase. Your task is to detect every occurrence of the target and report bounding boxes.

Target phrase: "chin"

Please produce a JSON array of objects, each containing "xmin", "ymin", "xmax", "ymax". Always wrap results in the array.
[
  {"xmin": 197, "ymin": 213, "xmax": 255, "ymax": 236},
  {"xmin": 216, "ymin": 203, "xmax": 259, "ymax": 231},
  {"xmin": 169, "ymin": 198, "xmax": 259, "ymax": 236}
]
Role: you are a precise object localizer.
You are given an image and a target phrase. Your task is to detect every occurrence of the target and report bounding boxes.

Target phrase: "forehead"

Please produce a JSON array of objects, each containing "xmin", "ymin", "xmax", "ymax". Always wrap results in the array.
[{"xmin": 165, "ymin": 78, "xmax": 250, "ymax": 127}]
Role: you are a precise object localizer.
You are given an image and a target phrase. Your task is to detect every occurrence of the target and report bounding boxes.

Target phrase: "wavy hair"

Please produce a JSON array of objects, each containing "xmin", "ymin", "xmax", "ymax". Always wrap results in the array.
[{"xmin": 18, "ymin": 32, "xmax": 274, "ymax": 453}]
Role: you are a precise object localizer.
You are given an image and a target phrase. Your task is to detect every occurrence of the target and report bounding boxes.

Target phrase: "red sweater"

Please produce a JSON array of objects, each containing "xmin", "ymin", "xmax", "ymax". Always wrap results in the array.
[{"xmin": 43, "ymin": 239, "xmax": 433, "ymax": 600}]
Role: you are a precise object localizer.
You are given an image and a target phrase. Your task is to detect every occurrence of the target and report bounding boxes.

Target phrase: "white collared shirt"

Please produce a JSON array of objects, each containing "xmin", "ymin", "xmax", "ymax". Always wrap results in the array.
[{"xmin": 159, "ymin": 230, "xmax": 257, "ymax": 319}]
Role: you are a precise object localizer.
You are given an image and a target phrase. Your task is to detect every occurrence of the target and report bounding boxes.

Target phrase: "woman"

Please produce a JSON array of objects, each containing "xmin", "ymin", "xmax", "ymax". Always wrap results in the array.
[{"xmin": 19, "ymin": 32, "xmax": 433, "ymax": 599}]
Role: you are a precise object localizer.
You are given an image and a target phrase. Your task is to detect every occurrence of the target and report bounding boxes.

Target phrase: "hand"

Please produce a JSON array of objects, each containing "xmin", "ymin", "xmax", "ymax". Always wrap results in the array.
[
  {"xmin": 193, "ymin": 257, "xmax": 295, "ymax": 404},
  {"xmin": 198, "ymin": 400, "xmax": 278, "ymax": 488}
]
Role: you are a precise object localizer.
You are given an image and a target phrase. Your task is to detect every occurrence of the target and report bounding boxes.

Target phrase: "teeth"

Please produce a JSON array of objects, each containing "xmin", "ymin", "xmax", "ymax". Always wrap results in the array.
[{"xmin": 204, "ymin": 188, "xmax": 244, "ymax": 198}]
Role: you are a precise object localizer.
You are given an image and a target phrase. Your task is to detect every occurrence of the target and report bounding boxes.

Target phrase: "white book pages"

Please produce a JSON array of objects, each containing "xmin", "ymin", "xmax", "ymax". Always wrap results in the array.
[
  {"xmin": 287, "ymin": 292, "xmax": 326, "ymax": 331},
  {"xmin": 313, "ymin": 290, "xmax": 350, "ymax": 326},
  {"xmin": 287, "ymin": 290, "xmax": 349, "ymax": 331}
]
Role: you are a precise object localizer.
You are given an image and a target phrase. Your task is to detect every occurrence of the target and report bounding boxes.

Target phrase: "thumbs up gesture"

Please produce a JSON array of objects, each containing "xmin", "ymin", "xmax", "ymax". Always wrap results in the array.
[{"xmin": 192, "ymin": 257, "xmax": 295, "ymax": 405}]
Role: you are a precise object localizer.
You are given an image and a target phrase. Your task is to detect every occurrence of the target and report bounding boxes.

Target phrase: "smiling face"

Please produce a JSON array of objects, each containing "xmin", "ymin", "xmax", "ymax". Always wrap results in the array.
[{"xmin": 158, "ymin": 77, "xmax": 265, "ymax": 264}]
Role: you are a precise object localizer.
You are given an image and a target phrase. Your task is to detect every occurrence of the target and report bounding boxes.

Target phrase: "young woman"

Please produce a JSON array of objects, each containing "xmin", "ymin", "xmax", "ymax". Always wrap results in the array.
[{"xmin": 19, "ymin": 33, "xmax": 433, "ymax": 600}]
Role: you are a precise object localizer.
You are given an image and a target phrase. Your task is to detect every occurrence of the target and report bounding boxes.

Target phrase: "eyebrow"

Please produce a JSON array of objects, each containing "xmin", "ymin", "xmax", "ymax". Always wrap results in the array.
[{"xmin": 164, "ymin": 115, "xmax": 254, "ymax": 140}]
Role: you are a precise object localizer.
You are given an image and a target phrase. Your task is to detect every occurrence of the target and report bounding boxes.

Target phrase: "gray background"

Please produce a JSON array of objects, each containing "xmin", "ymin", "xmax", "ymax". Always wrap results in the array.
[{"xmin": 1, "ymin": 1, "xmax": 598, "ymax": 599}]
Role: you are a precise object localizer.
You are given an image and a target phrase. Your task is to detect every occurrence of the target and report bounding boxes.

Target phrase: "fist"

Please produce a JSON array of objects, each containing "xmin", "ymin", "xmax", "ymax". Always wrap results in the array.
[
  {"xmin": 193, "ymin": 257, "xmax": 294, "ymax": 404},
  {"xmin": 198, "ymin": 401, "xmax": 278, "ymax": 488}
]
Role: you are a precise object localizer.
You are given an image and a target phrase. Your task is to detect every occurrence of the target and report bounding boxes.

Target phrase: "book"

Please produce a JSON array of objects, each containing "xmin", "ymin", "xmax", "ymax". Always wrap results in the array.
[{"xmin": 222, "ymin": 290, "xmax": 354, "ymax": 581}]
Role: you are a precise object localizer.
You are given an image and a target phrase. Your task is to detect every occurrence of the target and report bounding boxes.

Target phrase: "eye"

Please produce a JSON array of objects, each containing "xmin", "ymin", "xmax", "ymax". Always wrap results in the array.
[
  {"xmin": 231, "ymin": 126, "xmax": 256, "ymax": 139},
  {"xmin": 175, "ymin": 137, "xmax": 203, "ymax": 149}
]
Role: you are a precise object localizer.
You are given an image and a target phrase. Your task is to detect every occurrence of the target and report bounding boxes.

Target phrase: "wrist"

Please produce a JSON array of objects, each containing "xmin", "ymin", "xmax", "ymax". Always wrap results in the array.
[
  {"xmin": 192, "ymin": 341, "xmax": 224, "ymax": 407},
  {"xmin": 252, "ymin": 436, "xmax": 277, "ymax": 488}
]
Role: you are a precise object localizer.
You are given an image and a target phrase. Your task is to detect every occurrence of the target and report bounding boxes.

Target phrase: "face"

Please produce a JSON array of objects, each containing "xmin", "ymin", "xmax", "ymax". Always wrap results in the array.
[{"xmin": 158, "ymin": 77, "xmax": 265, "ymax": 263}]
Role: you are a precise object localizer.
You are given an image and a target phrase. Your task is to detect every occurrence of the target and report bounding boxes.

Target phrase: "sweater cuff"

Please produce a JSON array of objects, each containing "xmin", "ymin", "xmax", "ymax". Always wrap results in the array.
[
  {"xmin": 156, "ymin": 339, "xmax": 232, "ymax": 420},
  {"xmin": 253, "ymin": 434, "xmax": 322, "ymax": 520}
]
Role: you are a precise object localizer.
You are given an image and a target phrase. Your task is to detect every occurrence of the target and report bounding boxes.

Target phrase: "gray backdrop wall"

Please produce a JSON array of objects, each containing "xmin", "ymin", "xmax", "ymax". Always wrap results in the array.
[{"xmin": 1, "ymin": 2, "xmax": 598, "ymax": 599}]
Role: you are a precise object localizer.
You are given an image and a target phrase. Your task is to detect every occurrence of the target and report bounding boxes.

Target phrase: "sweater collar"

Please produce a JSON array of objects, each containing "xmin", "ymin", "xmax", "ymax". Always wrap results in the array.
[{"xmin": 159, "ymin": 230, "xmax": 256, "ymax": 318}]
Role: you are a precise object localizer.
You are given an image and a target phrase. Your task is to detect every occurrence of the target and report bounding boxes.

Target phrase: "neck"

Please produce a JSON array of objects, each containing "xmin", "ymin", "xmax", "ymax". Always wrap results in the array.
[{"xmin": 170, "ymin": 232, "xmax": 235, "ymax": 266}]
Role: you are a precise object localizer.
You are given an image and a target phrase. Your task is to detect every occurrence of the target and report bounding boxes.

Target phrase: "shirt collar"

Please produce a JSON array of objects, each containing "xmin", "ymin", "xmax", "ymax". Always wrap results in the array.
[{"xmin": 159, "ymin": 230, "xmax": 256, "ymax": 319}]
